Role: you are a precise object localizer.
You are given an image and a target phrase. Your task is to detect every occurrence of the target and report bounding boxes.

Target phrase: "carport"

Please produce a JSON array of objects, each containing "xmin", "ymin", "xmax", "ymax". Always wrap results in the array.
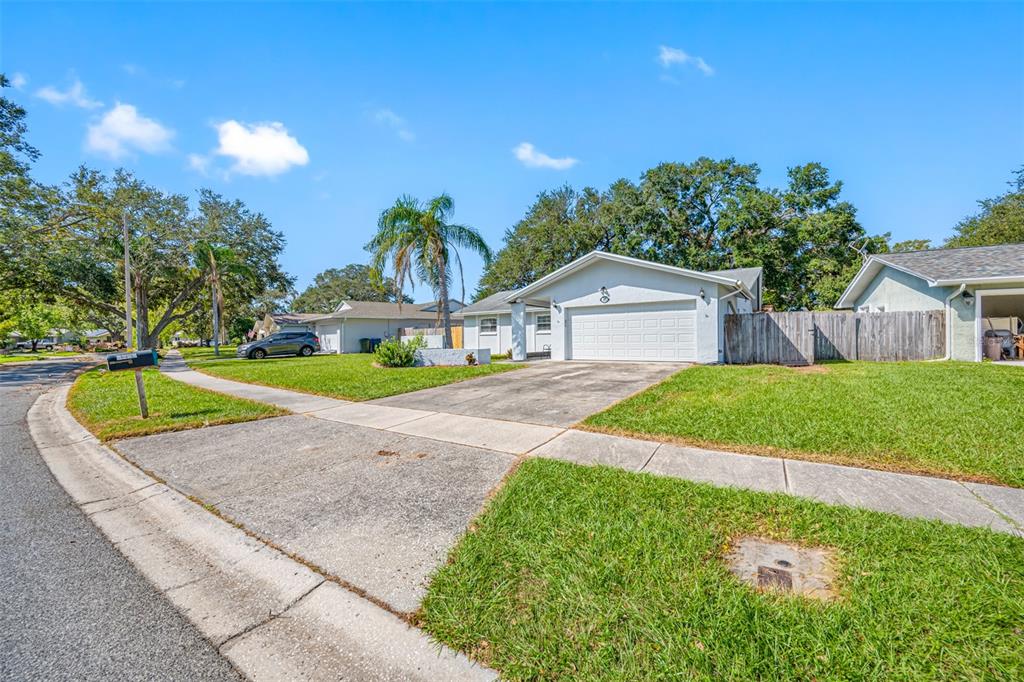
[{"xmin": 976, "ymin": 288, "xmax": 1024, "ymax": 361}]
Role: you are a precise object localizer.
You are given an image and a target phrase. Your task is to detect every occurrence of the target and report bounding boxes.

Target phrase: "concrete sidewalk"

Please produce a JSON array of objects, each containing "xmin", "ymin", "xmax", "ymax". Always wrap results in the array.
[
  {"xmin": 29, "ymin": 382, "xmax": 495, "ymax": 681},
  {"xmin": 162, "ymin": 352, "xmax": 1024, "ymax": 536}
]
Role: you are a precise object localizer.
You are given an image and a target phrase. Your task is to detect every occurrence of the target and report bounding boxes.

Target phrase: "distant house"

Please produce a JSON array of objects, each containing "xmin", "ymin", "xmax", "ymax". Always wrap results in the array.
[
  {"xmin": 836, "ymin": 243, "xmax": 1024, "ymax": 361},
  {"xmin": 301, "ymin": 300, "xmax": 464, "ymax": 354},
  {"xmin": 253, "ymin": 312, "xmax": 323, "ymax": 338}
]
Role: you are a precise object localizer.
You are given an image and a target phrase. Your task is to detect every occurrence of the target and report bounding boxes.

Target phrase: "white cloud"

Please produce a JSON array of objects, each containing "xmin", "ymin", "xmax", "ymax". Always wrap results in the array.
[
  {"xmin": 122, "ymin": 63, "xmax": 143, "ymax": 76},
  {"xmin": 214, "ymin": 120, "xmax": 309, "ymax": 176},
  {"xmin": 513, "ymin": 142, "xmax": 578, "ymax": 170},
  {"xmin": 11, "ymin": 73, "xmax": 28, "ymax": 90},
  {"xmin": 373, "ymin": 108, "xmax": 415, "ymax": 141},
  {"xmin": 86, "ymin": 103, "xmax": 174, "ymax": 158},
  {"xmin": 36, "ymin": 78, "xmax": 103, "ymax": 108},
  {"xmin": 657, "ymin": 45, "xmax": 714, "ymax": 76},
  {"xmin": 187, "ymin": 153, "xmax": 211, "ymax": 175}
]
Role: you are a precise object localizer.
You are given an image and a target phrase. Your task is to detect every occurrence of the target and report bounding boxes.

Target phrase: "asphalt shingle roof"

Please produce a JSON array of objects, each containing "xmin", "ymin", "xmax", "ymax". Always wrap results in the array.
[
  {"xmin": 457, "ymin": 290, "xmax": 549, "ymax": 315},
  {"xmin": 331, "ymin": 301, "xmax": 442, "ymax": 320},
  {"xmin": 874, "ymin": 243, "xmax": 1024, "ymax": 282}
]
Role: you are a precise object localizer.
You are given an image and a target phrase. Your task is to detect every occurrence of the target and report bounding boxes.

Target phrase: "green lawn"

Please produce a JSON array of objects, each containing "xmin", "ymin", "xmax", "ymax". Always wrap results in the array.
[
  {"xmin": 583, "ymin": 362, "xmax": 1024, "ymax": 487},
  {"xmin": 68, "ymin": 367, "xmax": 285, "ymax": 440},
  {"xmin": 179, "ymin": 345, "xmax": 523, "ymax": 401},
  {"xmin": 0, "ymin": 350, "xmax": 83, "ymax": 363},
  {"xmin": 421, "ymin": 458, "xmax": 1024, "ymax": 681}
]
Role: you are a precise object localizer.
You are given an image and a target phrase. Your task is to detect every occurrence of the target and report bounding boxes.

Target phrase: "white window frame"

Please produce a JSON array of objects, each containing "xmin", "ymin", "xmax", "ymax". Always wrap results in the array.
[
  {"xmin": 536, "ymin": 313, "xmax": 551, "ymax": 333},
  {"xmin": 479, "ymin": 317, "xmax": 498, "ymax": 335}
]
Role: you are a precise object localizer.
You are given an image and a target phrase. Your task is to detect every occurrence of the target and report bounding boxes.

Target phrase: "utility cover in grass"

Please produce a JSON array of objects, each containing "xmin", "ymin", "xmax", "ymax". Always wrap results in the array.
[{"xmin": 725, "ymin": 536, "xmax": 839, "ymax": 601}]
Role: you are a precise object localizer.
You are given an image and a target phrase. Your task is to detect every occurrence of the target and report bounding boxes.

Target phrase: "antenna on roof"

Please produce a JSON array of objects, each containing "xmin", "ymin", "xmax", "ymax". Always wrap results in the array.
[{"xmin": 848, "ymin": 236, "xmax": 872, "ymax": 261}]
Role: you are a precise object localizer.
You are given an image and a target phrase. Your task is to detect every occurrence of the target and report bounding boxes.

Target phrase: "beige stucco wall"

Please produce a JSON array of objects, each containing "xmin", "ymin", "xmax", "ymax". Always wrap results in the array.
[{"xmin": 854, "ymin": 266, "xmax": 947, "ymax": 312}]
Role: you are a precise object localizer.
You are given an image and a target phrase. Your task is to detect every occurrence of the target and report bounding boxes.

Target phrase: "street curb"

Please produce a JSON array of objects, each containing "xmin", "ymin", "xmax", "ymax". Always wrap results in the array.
[{"xmin": 27, "ymin": 382, "xmax": 496, "ymax": 681}]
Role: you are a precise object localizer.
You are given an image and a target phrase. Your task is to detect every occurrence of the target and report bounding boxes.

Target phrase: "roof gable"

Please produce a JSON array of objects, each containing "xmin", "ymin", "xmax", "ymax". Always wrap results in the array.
[
  {"xmin": 505, "ymin": 251, "xmax": 747, "ymax": 301},
  {"xmin": 835, "ymin": 243, "xmax": 1024, "ymax": 308}
]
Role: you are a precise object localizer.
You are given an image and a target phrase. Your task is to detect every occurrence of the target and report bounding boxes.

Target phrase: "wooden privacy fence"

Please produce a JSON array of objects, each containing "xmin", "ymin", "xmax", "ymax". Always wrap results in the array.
[
  {"xmin": 398, "ymin": 326, "xmax": 463, "ymax": 349},
  {"xmin": 724, "ymin": 310, "xmax": 945, "ymax": 365}
]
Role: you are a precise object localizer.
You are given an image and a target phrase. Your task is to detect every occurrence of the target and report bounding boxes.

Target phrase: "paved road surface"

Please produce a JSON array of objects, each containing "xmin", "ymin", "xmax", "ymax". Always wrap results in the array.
[{"xmin": 0, "ymin": 359, "xmax": 240, "ymax": 681}]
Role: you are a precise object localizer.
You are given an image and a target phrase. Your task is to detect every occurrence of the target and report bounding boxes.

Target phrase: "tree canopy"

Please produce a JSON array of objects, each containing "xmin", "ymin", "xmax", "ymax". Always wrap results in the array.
[
  {"xmin": 0, "ymin": 78, "xmax": 292, "ymax": 347},
  {"xmin": 291, "ymin": 264, "xmax": 410, "ymax": 313},
  {"xmin": 478, "ymin": 158, "xmax": 886, "ymax": 309},
  {"xmin": 945, "ymin": 167, "xmax": 1024, "ymax": 248}
]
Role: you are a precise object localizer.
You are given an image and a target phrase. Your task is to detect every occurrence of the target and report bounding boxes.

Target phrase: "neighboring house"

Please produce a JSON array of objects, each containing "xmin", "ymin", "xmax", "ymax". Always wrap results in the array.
[
  {"xmin": 465, "ymin": 251, "xmax": 762, "ymax": 363},
  {"xmin": 835, "ymin": 243, "xmax": 1024, "ymax": 361},
  {"xmin": 307, "ymin": 300, "xmax": 464, "ymax": 354},
  {"xmin": 253, "ymin": 312, "xmax": 323, "ymax": 338}
]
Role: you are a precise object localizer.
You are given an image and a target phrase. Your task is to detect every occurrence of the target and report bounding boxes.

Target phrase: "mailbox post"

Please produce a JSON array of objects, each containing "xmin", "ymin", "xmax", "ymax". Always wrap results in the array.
[{"xmin": 106, "ymin": 349, "xmax": 159, "ymax": 419}]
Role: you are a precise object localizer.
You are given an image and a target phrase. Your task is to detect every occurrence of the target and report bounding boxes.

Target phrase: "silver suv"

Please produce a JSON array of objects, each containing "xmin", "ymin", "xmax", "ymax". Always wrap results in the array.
[{"xmin": 237, "ymin": 332, "xmax": 321, "ymax": 359}]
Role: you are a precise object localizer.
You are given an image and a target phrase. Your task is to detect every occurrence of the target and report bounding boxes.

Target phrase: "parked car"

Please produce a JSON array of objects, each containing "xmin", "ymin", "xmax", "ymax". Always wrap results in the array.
[
  {"xmin": 237, "ymin": 332, "xmax": 320, "ymax": 359},
  {"xmin": 15, "ymin": 338, "xmax": 56, "ymax": 351}
]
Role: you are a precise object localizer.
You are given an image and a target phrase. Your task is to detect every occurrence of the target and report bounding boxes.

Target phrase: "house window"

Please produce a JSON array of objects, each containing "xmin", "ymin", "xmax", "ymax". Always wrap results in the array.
[
  {"xmin": 537, "ymin": 314, "xmax": 551, "ymax": 332},
  {"xmin": 480, "ymin": 317, "xmax": 498, "ymax": 334}
]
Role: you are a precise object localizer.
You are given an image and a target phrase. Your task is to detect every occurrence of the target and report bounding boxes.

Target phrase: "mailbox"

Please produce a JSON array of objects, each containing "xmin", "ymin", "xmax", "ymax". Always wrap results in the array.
[{"xmin": 106, "ymin": 349, "xmax": 159, "ymax": 372}]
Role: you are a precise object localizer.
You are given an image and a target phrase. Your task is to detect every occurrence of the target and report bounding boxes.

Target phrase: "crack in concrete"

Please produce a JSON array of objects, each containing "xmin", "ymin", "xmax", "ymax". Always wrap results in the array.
[
  {"xmin": 960, "ymin": 483, "xmax": 1023, "ymax": 533},
  {"xmin": 215, "ymin": 578, "xmax": 327, "ymax": 651},
  {"xmin": 639, "ymin": 443, "xmax": 663, "ymax": 473}
]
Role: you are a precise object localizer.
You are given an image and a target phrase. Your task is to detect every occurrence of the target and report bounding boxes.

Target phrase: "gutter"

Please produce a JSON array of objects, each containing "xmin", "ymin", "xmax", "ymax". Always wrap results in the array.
[{"xmin": 942, "ymin": 283, "xmax": 966, "ymax": 361}]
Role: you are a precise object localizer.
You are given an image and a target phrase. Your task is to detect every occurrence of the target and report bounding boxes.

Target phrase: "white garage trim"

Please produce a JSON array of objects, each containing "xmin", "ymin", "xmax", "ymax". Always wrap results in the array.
[{"xmin": 566, "ymin": 301, "xmax": 697, "ymax": 362}]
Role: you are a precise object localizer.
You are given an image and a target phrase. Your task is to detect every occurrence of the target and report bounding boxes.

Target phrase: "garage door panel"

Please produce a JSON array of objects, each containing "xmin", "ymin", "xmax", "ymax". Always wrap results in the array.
[{"xmin": 568, "ymin": 302, "xmax": 697, "ymax": 362}]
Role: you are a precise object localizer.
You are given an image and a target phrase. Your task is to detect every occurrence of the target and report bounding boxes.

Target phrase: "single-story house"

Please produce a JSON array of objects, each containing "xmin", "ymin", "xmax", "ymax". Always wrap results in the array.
[
  {"xmin": 461, "ymin": 251, "xmax": 762, "ymax": 363},
  {"xmin": 307, "ymin": 300, "xmax": 464, "ymax": 354},
  {"xmin": 253, "ymin": 312, "xmax": 323, "ymax": 338},
  {"xmin": 835, "ymin": 243, "xmax": 1024, "ymax": 361}
]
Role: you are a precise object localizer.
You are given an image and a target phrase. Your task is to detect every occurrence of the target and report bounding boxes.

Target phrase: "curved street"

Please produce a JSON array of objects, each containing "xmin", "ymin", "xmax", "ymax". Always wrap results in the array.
[{"xmin": 0, "ymin": 360, "xmax": 238, "ymax": 681}]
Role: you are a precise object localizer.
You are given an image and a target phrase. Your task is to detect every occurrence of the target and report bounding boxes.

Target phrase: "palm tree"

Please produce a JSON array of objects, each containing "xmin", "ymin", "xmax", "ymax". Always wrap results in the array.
[
  {"xmin": 366, "ymin": 194, "xmax": 491, "ymax": 349},
  {"xmin": 195, "ymin": 242, "xmax": 251, "ymax": 356}
]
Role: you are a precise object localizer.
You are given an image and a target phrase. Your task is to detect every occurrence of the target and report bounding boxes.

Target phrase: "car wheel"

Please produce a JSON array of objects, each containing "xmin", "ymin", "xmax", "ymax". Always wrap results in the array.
[
  {"xmin": 250, "ymin": 348, "xmax": 267, "ymax": 360},
  {"xmin": 299, "ymin": 345, "xmax": 314, "ymax": 357},
  {"xmin": 45, "ymin": 345, "xmax": 54, "ymax": 351}
]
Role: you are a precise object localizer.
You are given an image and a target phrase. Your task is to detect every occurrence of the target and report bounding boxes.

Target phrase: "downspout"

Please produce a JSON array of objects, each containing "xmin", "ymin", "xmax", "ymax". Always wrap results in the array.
[
  {"xmin": 339, "ymin": 318, "xmax": 345, "ymax": 355},
  {"xmin": 942, "ymin": 283, "xmax": 966, "ymax": 361}
]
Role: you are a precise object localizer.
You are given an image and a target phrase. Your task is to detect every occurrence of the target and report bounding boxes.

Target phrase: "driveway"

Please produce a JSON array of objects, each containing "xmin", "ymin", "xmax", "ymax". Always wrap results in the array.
[
  {"xmin": 370, "ymin": 360, "xmax": 688, "ymax": 427},
  {"xmin": 114, "ymin": 416, "xmax": 516, "ymax": 615}
]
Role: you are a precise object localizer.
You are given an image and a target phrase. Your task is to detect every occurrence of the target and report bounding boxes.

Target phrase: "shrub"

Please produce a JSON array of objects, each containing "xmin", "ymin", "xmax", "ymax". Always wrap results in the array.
[{"xmin": 374, "ymin": 335, "xmax": 427, "ymax": 367}]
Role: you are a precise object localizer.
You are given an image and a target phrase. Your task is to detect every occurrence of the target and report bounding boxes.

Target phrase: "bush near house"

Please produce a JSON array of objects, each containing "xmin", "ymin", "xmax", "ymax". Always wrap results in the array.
[{"xmin": 374, "ymin": 335, "xmax": 426, "ymax": 367}]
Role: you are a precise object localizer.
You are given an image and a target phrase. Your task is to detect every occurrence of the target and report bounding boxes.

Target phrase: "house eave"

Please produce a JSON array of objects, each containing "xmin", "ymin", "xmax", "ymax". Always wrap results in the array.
[{"xmin": 504, "ymin": 251, "xmax": 744, "ymax": 302}]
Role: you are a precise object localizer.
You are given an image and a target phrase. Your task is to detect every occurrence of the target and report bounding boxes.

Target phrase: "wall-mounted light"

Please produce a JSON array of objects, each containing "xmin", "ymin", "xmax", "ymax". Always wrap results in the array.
[
  {"xmin": 600, "ymin": 286, "xmax": 610, "ymax": 303},
  {"xmin": 699, "ymin": 288, "xmax": 706, "ymax": 300},
  {"xmin": 962, "ymin": 290, "xmax": 975, "ymax": 307}
]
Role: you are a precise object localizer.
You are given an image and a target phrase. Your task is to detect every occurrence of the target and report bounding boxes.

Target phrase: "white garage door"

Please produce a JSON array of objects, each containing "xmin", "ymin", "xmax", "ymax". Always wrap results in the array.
[
  {"xmin": 567, "ymin": 302, "xmax": 697, "ymax": 361},
  {"xmin": 317, "ymin": 322, "xmax": 342, "ymax": 353}
]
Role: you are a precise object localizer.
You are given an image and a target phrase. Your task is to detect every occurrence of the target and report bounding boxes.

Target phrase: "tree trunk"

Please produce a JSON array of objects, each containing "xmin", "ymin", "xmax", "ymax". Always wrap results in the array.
[
  {"xmin": 212, "ymin": 281, "xmax": 220, "ymax": 357},
  {"xmin": 31, "ymin": 340, "xmax": 39, "ymax": 352},
  {"xmin": 135, "ymin": 278, "xmax": 152, "ymax": 349},
  {"xmin": 437, "ymin": 270, "xmax": 453, "ymax": 349}
]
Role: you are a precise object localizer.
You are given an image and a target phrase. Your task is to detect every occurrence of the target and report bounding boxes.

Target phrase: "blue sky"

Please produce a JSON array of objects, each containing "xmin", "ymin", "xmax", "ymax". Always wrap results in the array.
[{"xmin": 4, "ymin": 2, "xmax": 1023, "ymax": 297}]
